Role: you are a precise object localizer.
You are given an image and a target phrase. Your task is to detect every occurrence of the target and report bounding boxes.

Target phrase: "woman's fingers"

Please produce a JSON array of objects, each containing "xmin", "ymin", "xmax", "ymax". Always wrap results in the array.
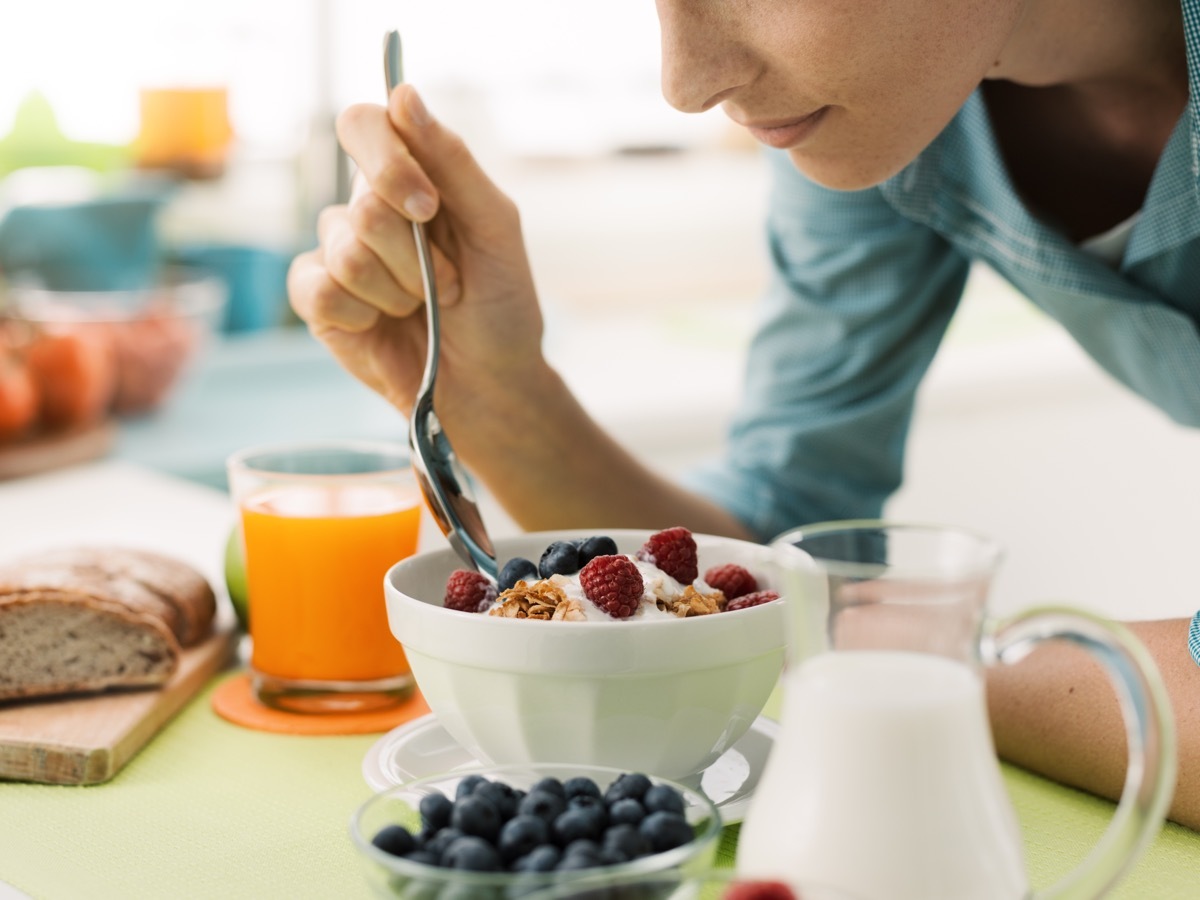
[
  {"xmin": 338, "ymin": 102, "xmax": 440, "ymax": 224},
  {"xmin": 345, "ymin": 187, "xmax": 461, "ymax": 305},
  {"xmin": 319, "ymin": 205, "xmax": 415, "ymax": 316},
  {"xmin": 386, "ymin": 86, "xmax": 517, "ymax": 242},
  {"xmin": 288, "ymin": 249, "xmax": 383, "ymax": 334}
]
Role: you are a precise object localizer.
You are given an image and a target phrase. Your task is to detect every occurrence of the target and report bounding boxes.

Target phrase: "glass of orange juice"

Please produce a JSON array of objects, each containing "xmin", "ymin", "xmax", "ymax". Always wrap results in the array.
[{"xmin": 226, "ymin": 440, "xmax": 422, "ymax": 713}]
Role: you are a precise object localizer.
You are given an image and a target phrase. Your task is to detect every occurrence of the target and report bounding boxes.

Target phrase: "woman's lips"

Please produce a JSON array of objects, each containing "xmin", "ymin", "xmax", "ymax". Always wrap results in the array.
[{"xmin": 743, "ymin": 107, "xmax": 830, "ymax": 148}]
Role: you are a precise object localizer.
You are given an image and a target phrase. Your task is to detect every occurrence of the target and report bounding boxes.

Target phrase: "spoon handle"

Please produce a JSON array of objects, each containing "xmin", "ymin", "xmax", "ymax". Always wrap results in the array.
[
  {"xmin": 382, "ymin": 30, "xmax": 498, "ymax": 580},
  {"xmin": 384, "ymin": 30, "xmax": 440, "ymax": 400}
]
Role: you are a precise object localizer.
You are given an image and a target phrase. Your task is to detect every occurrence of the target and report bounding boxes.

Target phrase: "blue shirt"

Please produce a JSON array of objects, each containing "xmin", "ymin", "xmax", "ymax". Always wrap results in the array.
[{"xmin": 689, "ymin": 1, "xmax": 1200, "ymax": 542}]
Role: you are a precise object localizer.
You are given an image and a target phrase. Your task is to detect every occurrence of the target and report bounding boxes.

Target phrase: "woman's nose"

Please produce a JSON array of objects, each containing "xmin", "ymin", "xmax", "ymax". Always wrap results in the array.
[{"xmin": 657, "ymin": 1, "xmax": 749, "ymax": 113}]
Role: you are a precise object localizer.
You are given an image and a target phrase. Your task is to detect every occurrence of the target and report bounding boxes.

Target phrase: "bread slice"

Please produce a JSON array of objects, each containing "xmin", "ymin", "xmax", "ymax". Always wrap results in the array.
[
  {"xmin": 0, "ymin": 546, "xmax": 216, "ymax": 702},
  {"xmin": 0, "ymin": 595, "xmax": 178, "ymax": 700}
]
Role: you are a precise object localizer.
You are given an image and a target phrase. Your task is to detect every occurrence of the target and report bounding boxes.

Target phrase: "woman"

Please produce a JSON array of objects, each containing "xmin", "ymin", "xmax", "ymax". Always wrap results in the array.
[{"xmin": 288, "ymin": 0, "xmax": 1200, "ymax": 828}]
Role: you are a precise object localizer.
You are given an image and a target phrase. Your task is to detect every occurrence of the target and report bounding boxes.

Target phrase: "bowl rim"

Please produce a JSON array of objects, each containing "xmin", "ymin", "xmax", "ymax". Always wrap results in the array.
[
  {"xmin": 3, "ymin": 264, "xmax": 227, "ymax": 322},
  {"xmin": 348, "ymin": 761, "xmax": 723, "ymax": 887}
]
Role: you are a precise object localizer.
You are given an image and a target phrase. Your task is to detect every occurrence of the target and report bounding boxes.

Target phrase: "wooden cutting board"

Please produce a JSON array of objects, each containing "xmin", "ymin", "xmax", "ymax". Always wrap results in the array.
[
  {"xmin": 0, "ymin": 460, "xmax": 241, "ymax": 785},
  {"xmin": 0, "ymin": 420, "xmax": 117, "ymax": 482},
  {"xmin": 0, "ymin": 617, "xmax": 239, "ymax": 785}
]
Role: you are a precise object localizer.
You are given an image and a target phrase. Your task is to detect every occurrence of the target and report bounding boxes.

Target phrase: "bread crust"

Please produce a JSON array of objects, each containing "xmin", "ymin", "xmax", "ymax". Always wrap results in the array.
[{"xmin": 0, "ymin": 547, "xmax": 216, "ymax": 646}]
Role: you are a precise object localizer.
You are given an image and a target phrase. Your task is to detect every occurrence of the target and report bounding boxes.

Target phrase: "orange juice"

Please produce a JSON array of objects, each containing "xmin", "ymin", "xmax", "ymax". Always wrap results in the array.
[{"xmin": 240, "ymin": 483, "xmax": 421, "ymax": 682}]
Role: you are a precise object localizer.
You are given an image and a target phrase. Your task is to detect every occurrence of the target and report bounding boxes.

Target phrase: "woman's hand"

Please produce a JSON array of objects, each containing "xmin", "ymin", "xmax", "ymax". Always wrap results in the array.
[
  {"xmin": 287, "ymin": 85, "xmax": 752, "ymax": 538},
  {"xmin": 288, "ymin": 85, "xmax": 545, "ymax": 423}
]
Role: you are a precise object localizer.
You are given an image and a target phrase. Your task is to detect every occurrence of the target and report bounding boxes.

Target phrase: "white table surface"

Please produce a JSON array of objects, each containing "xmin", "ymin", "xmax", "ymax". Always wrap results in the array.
[{"xmin": 0, "ymin": 460, "xmax": 236, "ymax": 585}]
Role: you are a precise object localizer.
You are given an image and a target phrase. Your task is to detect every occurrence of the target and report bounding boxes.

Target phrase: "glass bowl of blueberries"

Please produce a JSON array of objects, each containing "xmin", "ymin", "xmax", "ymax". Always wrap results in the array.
[{"xmin": 349, "ymin": 763, "xmax": 722, "ymax": 899}]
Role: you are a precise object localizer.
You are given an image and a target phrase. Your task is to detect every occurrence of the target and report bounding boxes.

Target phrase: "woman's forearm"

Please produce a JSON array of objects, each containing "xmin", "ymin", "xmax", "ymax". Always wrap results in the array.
[
  {"xmin": 450, "ymin": 360, "xmax": 755, "ymax": 539},
  {"xmin": 986, "ymin": 618, "xmax": 1200, "ymax": 831}
]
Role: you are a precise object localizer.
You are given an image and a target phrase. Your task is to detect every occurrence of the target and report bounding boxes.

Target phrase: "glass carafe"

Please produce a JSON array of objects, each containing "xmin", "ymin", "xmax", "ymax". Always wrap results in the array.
[{"xmin": 739, "ymin": 520, "xmax": 1176, "ymax": 900}]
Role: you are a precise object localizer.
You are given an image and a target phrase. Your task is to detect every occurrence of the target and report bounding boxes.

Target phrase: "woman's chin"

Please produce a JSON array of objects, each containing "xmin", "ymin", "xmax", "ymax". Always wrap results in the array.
[{"xmin": 786, "ymin": 147, "xmax": 914, "ymax": 193}]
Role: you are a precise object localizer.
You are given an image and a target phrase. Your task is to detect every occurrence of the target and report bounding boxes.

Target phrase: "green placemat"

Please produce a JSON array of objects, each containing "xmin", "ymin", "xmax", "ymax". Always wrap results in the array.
[
  {"xmin": 1, "ymin": 673, "xmax": 1197, "ymax": 899},
  {"xmin": 1, "ymin": 674, "xmax": 379, "ymax": 899}
]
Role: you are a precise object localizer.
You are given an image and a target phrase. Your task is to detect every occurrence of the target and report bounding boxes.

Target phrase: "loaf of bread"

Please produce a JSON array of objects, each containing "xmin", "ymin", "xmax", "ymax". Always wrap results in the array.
[{"xmin": 0, "ymin": 547, "xmax": 217, "ymax": 701}]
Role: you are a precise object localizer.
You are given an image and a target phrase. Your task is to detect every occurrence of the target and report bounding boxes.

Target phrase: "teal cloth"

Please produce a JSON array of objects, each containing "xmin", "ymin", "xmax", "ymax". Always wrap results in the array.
[{"xmin": 687, "ymin": 0, "xmax": 1200, "ymax": 542}]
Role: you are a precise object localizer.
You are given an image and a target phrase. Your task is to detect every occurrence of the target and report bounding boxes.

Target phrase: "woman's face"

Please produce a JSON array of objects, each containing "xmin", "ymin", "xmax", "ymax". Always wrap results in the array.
[{"xmin": 656, "ymin": 0, "xmax": 1027, "ymax": 190}]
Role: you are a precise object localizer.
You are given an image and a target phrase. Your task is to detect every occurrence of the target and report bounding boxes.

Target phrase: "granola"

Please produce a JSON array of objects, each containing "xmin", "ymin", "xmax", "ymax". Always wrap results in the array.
[
  {"xmin": 489, "ymin": 578, "xmax": 586, "ymax": 621},
  {"xmin": 656, "ymin": 585, "xmax": 726, "ymax": 618}
]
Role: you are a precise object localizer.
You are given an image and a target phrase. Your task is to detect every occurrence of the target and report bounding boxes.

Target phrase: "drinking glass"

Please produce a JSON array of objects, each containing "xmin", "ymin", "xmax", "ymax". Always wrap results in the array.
[
  {"xmin": 226, "ymin": 440, "xmax": 422, "ymax": 713},
  {"xmin": 739, "ymin": 520, "xmax": 1176, "ymax": 900}
]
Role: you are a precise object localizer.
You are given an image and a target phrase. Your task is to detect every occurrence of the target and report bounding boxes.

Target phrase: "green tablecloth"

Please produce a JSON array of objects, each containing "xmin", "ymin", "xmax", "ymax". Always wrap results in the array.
[{"xmin": 1, "ymin": 672, "xmax": 1197, "ymax": 899}]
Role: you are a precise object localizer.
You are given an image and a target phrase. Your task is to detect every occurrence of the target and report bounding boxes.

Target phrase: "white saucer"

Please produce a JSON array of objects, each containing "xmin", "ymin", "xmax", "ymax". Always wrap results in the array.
[{"xmin": 361, "ymin": 713, "xmax": 778, "ymax": 824}]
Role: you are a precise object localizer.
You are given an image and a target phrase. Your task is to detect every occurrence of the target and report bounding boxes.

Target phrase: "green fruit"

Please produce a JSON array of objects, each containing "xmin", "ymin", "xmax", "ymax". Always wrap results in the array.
[{"xmin": 224, "ymin": 526, "xmax": 249, "ymax": 632}]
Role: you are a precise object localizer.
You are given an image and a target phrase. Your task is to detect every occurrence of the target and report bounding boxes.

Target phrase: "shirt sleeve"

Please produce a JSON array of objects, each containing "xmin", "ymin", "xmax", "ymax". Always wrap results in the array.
[{"xmin": 684, "ymin": 150, "xmax": 972, "ymax": 541}]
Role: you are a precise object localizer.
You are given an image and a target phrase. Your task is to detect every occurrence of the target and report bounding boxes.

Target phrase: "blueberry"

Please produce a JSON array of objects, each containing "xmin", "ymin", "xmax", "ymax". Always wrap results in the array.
[
  {"xmin": 511, "ymin": 844, "xmax": 561, "ymax": 873},
  {"xmin": 475, "ymin": 780, "xmax": 521, "ymax": 820},
  {"xmin": 451, "ymin": 795, "xmax": 502, "ymax": 842},
  {"xmin": 455, "ymin": 774, "xmax": 490, "ymax": 800},
  {"xmin": 498, "ymin": 557, "xmax": 539, "ymax": 591},
  {"xmin": 553, "ymin": 807, "xmax": 605, "ymax": 845},
  {"xmin": 497, "ymin": 814, "xmax": 550, "ymax": 863},
  {"xmin": 556, "ymin": 846, "xmax": 603, "ymax": 871},
  {"xmin": 371, "ymin": 824, "xmax": 416, "ymax": 857},
  {"xmin": 442, "ymin": 835, "xmax": 503, "ymax": 872},
  {"xmin": 642, "ymin": 784, "xmax": 685, "ymax": 816},
  {"xmin": 599, "ymin": 847, "xmax": 629, "ymax": 866},
  {"xmin": 603, "ymin": 772, "xmax": 652, "ymax": 805},
  {"xmin": 518, "ymin": 789, "xmax": 566, "ymax": 825},
  {"xmin": 422, "ymin": 827, "xmax": 465, "ymax": 858},
  {"xmin": 567, "ymin": 793, "xmax": 603, "ymax": 812},
  {"xmin": 602, "ymin": 823, "xmax": 650, "ymax": 860},
  {"xmin": 538, "ymin": 541, "xmax": 581, "ymax": 578},
  {"xmin": 403, "ymin": 849, "xmax": 440, "ymax": 867},
  {"xmin": 569, "ymin": 799, "xmax": 607, "ymax": 833},
  {"xmin": 558, "ymin": 838, "xmax": 604, "ymax": 871},
  {"xmin": 418, "ymin": 792, "xmax": 454, "ymax": 832},
  {"xmin": 562, "ymin": 776, "xmax": 602, "ymax": 802},
  {"xmin": 531, "ymin": 777, "xmax": 566, "ymax": 799},
  {"xmin": 607, "ymin": 798, "xmax": 646, "ymax": 827},
  {"xmin": 576, "ymin": 535, "xmax": 618, "ymax": 567},
  {"xmin": 639, "ymin": 811, "xmax": 694, "ymax": 852}
]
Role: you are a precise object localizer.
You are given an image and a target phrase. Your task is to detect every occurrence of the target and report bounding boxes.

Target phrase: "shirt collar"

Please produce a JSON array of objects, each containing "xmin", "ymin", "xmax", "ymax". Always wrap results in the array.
[{"xmin": 881, "ymin": 1, "xmax": 1200, "ymax": 274}]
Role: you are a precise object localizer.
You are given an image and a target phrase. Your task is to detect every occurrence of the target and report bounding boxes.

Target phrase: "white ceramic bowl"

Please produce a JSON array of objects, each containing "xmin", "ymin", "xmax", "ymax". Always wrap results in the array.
[{"xmin": 384, "ymin": 529, "xmax": 786, "ymax": 780}]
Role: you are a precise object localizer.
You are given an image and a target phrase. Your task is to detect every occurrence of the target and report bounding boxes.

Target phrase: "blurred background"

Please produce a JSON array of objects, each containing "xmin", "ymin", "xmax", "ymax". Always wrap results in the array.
[{"xmin": 1, "ymin": 0, "xmax": 1197, "ymax": 619}]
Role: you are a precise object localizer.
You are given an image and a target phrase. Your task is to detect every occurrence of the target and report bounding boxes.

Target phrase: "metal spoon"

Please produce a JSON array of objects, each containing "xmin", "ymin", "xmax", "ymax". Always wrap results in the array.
[{"xmin": 384, "ymin": 30, "xmax": 498, "ymax": 580}]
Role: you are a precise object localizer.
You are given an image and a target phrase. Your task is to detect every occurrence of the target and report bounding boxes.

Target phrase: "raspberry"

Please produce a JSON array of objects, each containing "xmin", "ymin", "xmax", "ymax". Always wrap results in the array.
[
  {"xmin": 723, "ymin": 880, "xmax": 796, "ymax": 900},
  {"xmin": 704, "ymin": 563, "xmax": 758, "ymax": 599},
  {"xmin": 579, "ymin": 555, "xmax": 644, "ymax": 619},
  {"xmin": 443, "ymin": 569, "xmax": 497, "ymax": 613},
  {"xmin": 636, "ymin": 527, "xmax": 698, "ymax": 584},
  {"xmin": 725, "ymin": 589, "xmax": 780, "ymax": 612}
]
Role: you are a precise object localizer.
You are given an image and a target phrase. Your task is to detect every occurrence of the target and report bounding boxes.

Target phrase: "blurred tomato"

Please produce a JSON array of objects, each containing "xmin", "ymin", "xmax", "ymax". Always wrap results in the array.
[
  {"xmin": 0, "ymin": 352, "xmax": 38, "ymax": 440},
  {"xmin": 25, "ymin": 326, "xmax": 117, "ymax": 428}
]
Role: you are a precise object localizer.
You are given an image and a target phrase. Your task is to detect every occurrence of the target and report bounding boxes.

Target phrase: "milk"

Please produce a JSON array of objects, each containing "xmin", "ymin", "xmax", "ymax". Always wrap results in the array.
[{"xmin": 738, "ymin": 651, "xmax": 1028, "ymax": 900}]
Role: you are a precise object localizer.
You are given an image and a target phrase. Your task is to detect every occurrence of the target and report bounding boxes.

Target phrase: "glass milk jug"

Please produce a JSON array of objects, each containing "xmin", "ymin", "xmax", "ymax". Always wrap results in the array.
[{"xmin": 739, "ymin": 521, "xmax": 1176, "ymax": 900}]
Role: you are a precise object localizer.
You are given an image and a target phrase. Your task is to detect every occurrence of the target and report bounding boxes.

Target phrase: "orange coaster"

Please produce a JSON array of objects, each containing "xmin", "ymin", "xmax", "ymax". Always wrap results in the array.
[{"xmin": 211, "ymin": 672, "xmax": 431, "ymax": 735}]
